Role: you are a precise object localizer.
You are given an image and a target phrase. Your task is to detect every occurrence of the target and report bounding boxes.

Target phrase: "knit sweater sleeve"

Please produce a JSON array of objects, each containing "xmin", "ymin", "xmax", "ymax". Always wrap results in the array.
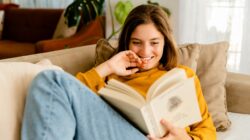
[
  {"xmin": 180, "ymin": 66, "xmax": 216, "ymax": 140},
  {"xmin": 75, "ymin": 68, "xmax": 106, "ymax": 93}
]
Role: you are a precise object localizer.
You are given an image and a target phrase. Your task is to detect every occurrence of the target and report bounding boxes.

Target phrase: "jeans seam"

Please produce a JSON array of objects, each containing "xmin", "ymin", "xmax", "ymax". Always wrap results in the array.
[{"xmin": 41, "ymin": 84, "xmax": 57, "ymax": 140}]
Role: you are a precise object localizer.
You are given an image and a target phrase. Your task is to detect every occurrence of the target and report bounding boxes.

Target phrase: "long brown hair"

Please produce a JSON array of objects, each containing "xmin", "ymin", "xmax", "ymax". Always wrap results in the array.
[{"xmin": 118, "ymin": 4, "xmax": 178, "ymax": 70}]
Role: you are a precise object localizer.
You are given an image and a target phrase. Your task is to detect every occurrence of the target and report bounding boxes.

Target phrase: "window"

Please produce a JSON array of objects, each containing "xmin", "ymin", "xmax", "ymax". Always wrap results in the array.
[
  {"xmin": 178, "ymin": 0, "xmax": 250, "ymax": 74},
  {"xmin": 208, "ymin": 0, "xmax": 245, "ymax": 72},
  {"xmin": 11, "ymin": 0, "xmax": 73, "ymax": 8}
]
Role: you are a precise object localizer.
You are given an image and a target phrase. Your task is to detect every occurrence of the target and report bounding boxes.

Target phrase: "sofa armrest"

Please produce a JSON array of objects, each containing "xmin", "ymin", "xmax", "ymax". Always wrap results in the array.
[
  {"xmin": 35, "ymin": 16, "xmax": 105, "ymax": 53},
  {"xmin": 226, "ymin": 72, "xmax": 250, "ymax": 114}
]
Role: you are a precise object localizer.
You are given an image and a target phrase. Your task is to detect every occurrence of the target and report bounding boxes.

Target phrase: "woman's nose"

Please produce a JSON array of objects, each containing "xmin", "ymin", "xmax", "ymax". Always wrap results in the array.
[{"xmin": 139, "ymin": 43, "xmax": 151, "ymax": 56}]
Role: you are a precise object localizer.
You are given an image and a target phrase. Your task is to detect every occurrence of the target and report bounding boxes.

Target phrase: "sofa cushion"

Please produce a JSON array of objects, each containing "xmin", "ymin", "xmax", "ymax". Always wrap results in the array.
[
  {"xmin": 52, "ymin": 10, "xmax": 78, "ymax": 39},
  {"xmin": 0, "ymin": 60, "xmax": 62, "ymax": 140},
  {"xmin": 95, "ymin": 39, "xmax": 117, "ymax": 66},
  {"xmin": 217, "ymin": 112, "xmax": 250, "ymax": 139},
  {"xmin": 0, "ymin": 10, "xmax": 4, "ymax": 39},
  {"xmin": 178, "ymin": 43, "xmax": 200, "ymax": 72},
  {"xmin": 196, "ymin": 42, "xmax": 230, "ymax": 131},
  {"xmin": 2, "ymin": 8, "xmax": 62, "ymax": 42},
  {"xmin": 36, "ymin": 16, "xmax": 105, "ymax": 53}
]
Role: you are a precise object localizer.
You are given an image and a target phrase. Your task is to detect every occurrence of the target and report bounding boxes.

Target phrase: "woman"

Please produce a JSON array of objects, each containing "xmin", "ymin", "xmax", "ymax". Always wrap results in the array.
[{"xmin": 21, "ymin": 4, "xmax": 216, "ymax": 140}]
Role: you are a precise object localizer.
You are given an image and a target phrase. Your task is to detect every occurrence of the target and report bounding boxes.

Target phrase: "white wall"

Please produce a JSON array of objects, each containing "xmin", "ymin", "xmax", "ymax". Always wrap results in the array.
[
  {"xmin": 105, "ymin": 0, "xmax": 179, "ymax": 39},
  {"xmin": 9, "ymin": 0, "xmax": 72, "ymax": 8},
  {"xmin": 2, "ymin": 0, "xmax": 11, "ymax": 3}
]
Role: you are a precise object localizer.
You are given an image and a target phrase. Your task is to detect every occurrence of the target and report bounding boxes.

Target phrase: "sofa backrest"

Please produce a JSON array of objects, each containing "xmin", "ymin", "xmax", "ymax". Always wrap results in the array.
[
  {"xmin": 0, "ymin": 44, "xmax": 96, "ymax": 75},
  {"xmin": 2, "ymin": 8, "xmax": 63, "ymax": 43}
]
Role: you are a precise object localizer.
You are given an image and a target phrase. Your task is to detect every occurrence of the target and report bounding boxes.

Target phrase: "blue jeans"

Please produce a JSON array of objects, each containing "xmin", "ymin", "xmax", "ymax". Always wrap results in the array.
[{"xmin": 21, "ymin": 70, "xmax": 146, "ymax": 140}]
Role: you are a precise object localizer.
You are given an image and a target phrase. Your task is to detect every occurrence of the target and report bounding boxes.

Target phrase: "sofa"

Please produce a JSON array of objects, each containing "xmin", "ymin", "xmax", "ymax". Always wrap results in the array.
[
  {"xmin": 0, "ymin": 8, "xmax": 105, "ymax": 59},
  {"xmin": 0, "ymin": 41, "xmax": 250, "ymax": 140}
]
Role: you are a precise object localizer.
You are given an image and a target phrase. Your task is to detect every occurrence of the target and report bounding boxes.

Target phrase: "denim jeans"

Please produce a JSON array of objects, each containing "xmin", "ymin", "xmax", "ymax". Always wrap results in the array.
[{"xmin": 21, "ymin": 70, "xmax": 146, "ymax": 140}]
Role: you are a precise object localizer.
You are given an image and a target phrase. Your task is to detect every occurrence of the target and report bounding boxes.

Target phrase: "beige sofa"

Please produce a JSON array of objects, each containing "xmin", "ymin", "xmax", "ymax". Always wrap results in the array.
[{"xmin": 0, "ymin": 43, "xmax": 250, "ymax": 140}]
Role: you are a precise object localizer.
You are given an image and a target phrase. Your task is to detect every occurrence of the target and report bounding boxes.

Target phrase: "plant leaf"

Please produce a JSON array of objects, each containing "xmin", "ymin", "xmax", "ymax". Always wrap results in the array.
[
  {"xmin": 114, "ymin": 1, "xmax": 133, "ymax": 25},
  {"xmin": 147, "ymin": 1, "xmax": 171, "ymax": 16},
  {"xmin": 64, "ymin": 0, "xmax": 104, "ymax": 27}
]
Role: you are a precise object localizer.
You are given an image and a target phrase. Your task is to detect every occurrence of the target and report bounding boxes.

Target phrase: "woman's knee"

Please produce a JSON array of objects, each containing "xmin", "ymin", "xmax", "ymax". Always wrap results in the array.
[
  {"xmin": 29, "ymin": 69, "xmax": 95, "ymax": 100},
  {"xmin": 27, "ymin": 70, "xmax": 67, "ymax": 98}
]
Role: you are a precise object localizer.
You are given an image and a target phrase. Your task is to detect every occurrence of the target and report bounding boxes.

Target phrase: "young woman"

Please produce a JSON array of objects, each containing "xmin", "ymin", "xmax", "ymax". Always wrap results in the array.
[{"xmin": 21, "ymin": 4, "xmax": 216, "ymax": 140}]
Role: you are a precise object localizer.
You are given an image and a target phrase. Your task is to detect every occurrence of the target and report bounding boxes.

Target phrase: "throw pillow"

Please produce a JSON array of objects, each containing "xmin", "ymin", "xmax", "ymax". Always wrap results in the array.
[
  {"xmin": 52, "ymin": 10, "xmax": 79, "ymax": 39},
  {"xmin": 0, "ymin": 60, "xmax": 62, "ymax": 140},
  {"xmin": 95, "ymin": 39, "xmax": 117, "ymax": 66},
  {"xmin": 0, "ymin": 10, "xmax": 4, "ymax": 39},
  {"xmin": 178, "ymin": 43, "xmax": 200, "ymax": 72},
  {"xmin": 196, "ymin": 41, "xmax": 231, "ymax": 131}
]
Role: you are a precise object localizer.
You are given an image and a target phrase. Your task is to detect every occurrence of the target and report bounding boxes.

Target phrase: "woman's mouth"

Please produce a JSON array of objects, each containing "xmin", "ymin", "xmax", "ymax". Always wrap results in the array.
[{"xmin": 140, "ymin": 56, "xmax": 154, "ymax": 62}]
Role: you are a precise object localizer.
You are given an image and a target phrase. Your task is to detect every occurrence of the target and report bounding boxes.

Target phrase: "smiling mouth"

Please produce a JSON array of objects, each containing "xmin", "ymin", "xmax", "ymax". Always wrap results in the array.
[{"xmin": 140, "ymin": 56, "xmax": 154, "ymax": 61}]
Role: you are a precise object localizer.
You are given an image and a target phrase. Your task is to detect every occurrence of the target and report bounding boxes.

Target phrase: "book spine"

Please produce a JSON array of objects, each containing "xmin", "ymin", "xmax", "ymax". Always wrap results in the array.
[{"xmin": 141, "ymin": 104, "xmax": 159, "ymax": 137}]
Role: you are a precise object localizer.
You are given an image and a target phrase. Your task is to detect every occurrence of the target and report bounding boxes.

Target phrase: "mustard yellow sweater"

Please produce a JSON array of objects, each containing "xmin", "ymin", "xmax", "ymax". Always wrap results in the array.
[{"xmin": 76, "ymin": 65, "xmax": 216, "ymax": 140}]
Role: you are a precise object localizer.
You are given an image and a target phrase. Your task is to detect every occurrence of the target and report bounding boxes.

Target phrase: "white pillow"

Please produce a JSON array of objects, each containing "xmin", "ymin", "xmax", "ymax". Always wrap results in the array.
[{"xmin": 0, "ymin": 60, "xmax": 62, "ymax": 140}]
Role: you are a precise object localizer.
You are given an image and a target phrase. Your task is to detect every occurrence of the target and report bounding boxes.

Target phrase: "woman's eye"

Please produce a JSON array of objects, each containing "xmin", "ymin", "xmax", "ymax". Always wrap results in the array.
[
  {"xmin": 133, "ymin": 42, "xmax": 141, "ymax": 45},
  {"xmin": 151, "ymin": 42, "xmax": 159, "ymax": 45}
]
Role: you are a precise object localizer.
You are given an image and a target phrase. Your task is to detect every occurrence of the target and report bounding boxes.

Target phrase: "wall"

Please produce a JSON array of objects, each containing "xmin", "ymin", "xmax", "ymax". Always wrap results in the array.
[
  {"xmin": 105, "ymin": 0, "xmax": 179, "ymax": 39},
  {"xmin": 1, "ymin": 0, "xmax": 11, "ymax": 3}
]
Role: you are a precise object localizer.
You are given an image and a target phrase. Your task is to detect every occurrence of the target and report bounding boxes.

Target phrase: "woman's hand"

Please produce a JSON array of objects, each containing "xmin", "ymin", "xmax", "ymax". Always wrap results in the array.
[
  {"xmin": 95, "ymin": 50, "xmax": 143, "ymax": 77},
  {"xmin": 147, "ymin": 119, "xmax": 192, "ymax": 140}
]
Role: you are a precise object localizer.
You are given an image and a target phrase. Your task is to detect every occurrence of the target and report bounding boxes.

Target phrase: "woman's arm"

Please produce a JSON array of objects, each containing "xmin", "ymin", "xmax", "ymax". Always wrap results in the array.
[
  {"xmin": 180, "ymin": 65, "xmax": 216, "ymax": 140},
  {"xmin": 187, "ymin": 75, "xmax": 216, "ymax": 140},
  {"xmin": 76, "ymin": 50, "xmax": 142, "ymax": 93}
]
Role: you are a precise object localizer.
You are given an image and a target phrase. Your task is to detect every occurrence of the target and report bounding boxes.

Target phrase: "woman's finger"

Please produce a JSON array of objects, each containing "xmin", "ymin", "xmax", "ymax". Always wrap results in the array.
[
  {"xmin": 126, "ymin": 67, "xmax": 139, "ymax": 75},
  {"xmin": 161, "ymin": 119, "xmax": 177, "ymax": 135},
  {"xmin": 126, "ymin": 51, "xmax": 141, "ymax": 60},
  {"xmin": 128, "ymin": 62, "xmax": 138, "ymax": 67},
  {"xmin": 146, "ymin": 135, "xmax": 159, "ymax": 140}
]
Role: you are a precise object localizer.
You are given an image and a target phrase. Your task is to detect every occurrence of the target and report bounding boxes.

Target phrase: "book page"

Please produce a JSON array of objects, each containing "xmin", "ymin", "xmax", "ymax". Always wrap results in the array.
[
  {"xmin": 148, "ymin": 77, "xmax": 202, "ymax": 137},
  {"xmin": 146, "ymin": 68, "xmax": 187, "ymax": 101},
  {"xmin": 107, "ymin": 79, "xmax": 145, "ymax": 103},
  {"xmin": 98, "ymin": 87, "xmax": 143, "ymax": 108},
  {"xmin": 98, "ymin": 87, "xmax": 148, "ymax": 132}
]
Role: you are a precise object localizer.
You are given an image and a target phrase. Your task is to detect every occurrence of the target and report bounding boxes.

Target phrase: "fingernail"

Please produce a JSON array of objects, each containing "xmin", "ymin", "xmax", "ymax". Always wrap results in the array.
[{"xmin": 161, "ymin": 119, "xmax": 165, "ymax": 123}]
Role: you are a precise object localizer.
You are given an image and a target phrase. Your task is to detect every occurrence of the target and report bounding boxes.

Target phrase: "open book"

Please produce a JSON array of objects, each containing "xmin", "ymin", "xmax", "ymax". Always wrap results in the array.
[{"xmin": 98, "ymin": 68, "xmax": 202, "ymax": 137}]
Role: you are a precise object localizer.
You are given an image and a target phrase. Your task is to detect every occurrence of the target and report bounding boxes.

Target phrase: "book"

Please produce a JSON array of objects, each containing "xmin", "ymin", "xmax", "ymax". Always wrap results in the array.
[{"xmin": 98, "ymin": 68, "xmax": 202, "ymax": 137}]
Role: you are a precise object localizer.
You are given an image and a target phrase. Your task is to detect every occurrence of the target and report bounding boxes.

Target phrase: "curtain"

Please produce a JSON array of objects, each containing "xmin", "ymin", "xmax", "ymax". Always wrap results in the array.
[
  {"xmin": 177, "ymin": 0, "xmax": 250, "ymax": 75},
  {"xmin": 11, "ymin": 0, "xmax": 73, "ymax": 8}
]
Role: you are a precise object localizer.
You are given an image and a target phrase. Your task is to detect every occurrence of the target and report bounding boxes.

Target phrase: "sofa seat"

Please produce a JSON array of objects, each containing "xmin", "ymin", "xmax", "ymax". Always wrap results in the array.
[
  {"xmin": 217, "ymin": 112, "xmax": 250, "ymax": 140},
  {"xmin": 0, "ymin": 40, "xmax": 35, "ymax": 59}
]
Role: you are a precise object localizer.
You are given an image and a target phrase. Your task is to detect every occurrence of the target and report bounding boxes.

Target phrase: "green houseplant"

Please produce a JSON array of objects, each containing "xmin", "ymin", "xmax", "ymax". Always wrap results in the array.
[
  {"xmin": 107, "ymin": 0, "xmax": 171, "ymax": 40},
  {"xmin": 107, "ymin": 0, "xmax": 133, "ymax": 40},
  {"xmin": 64, "ymin": 0, "xmax": 105, "ymax": 27},
  {"xmin": 63, "ymin": 0, "xmax": 171, "ymax": 39},
  {"xmin": 147, "ymin": 0, "xmax": 171, "ymax": 16}
]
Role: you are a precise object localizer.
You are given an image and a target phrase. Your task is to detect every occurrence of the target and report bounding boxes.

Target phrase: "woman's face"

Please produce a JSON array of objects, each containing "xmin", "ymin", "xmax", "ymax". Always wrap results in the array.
[{"xmin": 129, "ymin": 23, "xmax": 164, "ymax": 71}]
